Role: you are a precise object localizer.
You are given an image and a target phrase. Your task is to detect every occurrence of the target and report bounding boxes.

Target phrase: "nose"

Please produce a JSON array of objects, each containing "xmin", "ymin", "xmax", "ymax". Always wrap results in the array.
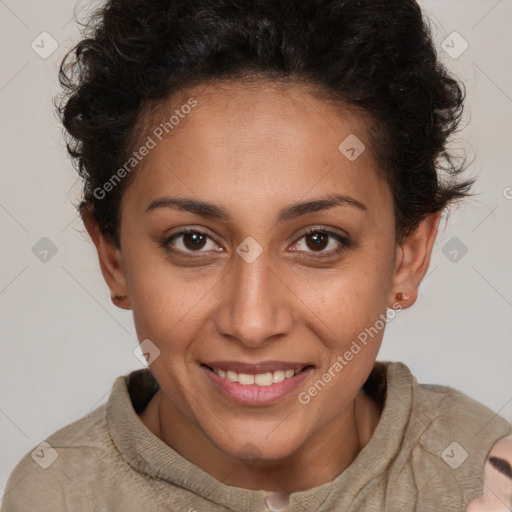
[{"xmin": 214, "ymin": 248, "xmax": 294, "ymax": 349}]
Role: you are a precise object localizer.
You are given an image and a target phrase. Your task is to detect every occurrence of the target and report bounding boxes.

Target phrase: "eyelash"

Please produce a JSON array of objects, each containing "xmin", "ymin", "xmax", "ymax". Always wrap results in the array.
[{"xmin": 161, "ymin": 227, "xmax": 351, "ymax": 258}]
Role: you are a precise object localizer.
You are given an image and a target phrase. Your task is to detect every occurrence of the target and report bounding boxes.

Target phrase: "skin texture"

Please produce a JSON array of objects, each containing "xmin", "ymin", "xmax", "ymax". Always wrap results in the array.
[
  {"xmin": 467, "ymin": 434, "xmax": 512, "ymax": 512},
  {"xmin": 82, "ymin": 80, "xmax": 441, "ymax": 493}
]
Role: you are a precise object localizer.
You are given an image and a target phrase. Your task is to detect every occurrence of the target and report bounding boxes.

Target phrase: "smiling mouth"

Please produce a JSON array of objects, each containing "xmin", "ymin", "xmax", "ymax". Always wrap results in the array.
[{"xmin": 201, "ymin": 364, "xmax": 314, "ymax": 387}]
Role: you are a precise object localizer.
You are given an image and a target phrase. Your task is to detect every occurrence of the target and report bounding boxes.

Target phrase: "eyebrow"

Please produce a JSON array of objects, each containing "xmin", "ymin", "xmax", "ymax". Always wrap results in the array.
[{"xmin": 145, "ymin": 194, "xmax": 367, "ymax": 222}]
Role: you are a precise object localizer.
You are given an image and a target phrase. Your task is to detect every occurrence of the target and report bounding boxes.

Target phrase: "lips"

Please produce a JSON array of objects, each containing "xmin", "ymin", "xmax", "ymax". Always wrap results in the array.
[
  {"xmin": 200, "ymin": 362, "xmax": 314, "ymax": 405},
  {"xmin": 201, "ymin": 361, "xmax": 312, "ymax": 374}
]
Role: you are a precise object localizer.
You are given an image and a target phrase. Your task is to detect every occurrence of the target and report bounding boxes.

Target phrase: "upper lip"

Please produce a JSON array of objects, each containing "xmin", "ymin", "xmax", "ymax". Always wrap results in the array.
[{"xmin": 202, "ymin": 361, "xmax": 313, "ymax": 374}]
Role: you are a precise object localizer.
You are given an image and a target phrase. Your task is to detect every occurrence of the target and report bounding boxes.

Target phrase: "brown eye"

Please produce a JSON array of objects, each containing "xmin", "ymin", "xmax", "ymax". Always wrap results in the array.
[
  {"xmin": 305, "ymin": 231, "xmax": 329, "ymax": 251},
  {"xmin": 182, "ymin": 232, "xmax": 207, "ymax": 251},
  {"xmin": 163, "ymin": 229, "xmax": 221, "ymax": 255},
  {"xmin": 291, "ymin": 228, "xmax": 351, "ymax": 256}
]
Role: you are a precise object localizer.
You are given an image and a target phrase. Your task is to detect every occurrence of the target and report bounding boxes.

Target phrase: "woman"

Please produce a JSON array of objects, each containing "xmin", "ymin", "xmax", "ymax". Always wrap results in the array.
[{"xmin": 2, "ymin": 0, "xmax": 511, "ymax": 510}]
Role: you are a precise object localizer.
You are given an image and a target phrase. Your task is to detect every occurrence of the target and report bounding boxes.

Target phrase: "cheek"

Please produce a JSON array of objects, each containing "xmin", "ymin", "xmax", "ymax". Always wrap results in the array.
[
  {"xmin": 293, "ymin": 267, "xmax": 388, "ymax": 415},
  {"xmin": 291, "ymin": 278, "xmax": 388, "ymax": 381},
  {"xmin": 123, "ymin": 246, "xmax": 224, "ymax": 355},
  {"xmin": 291, "ymin": 252, "xmax": 393, "ymax": 335}
]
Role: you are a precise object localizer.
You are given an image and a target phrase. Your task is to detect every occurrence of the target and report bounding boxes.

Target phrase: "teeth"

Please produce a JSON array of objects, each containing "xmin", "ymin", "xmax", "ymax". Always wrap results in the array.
[
  {"xmin": 254, "ymin": 372, "xmax": 272, "ymax": 386},
  {"xmin": 212, "ymin": 367, "xmax": 304, "ymax": 386},
  {"xmin": 239, "ymin": 373, "xmax": 255, "ymax": 385},
  {"xmin": 273, "ymin": 370, "xmax": 285, "ymax": 383},
  {"xmin": 226, "ymin": 370, "xmax": 238, "ymax": 382}
]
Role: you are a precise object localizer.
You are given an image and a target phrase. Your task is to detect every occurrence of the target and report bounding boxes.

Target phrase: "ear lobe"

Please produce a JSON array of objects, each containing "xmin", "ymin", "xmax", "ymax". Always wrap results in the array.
[
  {"xmin": 388, "ymin": 210, "xmax": 442, "ymax": 309},
  {"xmin": 80, "ymin": 204, "xmax": 131, "ymax": 310}
]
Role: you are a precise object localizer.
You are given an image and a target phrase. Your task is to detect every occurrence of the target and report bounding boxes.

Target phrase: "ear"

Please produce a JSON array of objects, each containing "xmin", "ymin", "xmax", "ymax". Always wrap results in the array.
[
  {"xmin": 388, "ymin": 210, "xmax": 442, "ymax": 309},
  {"xmin": 80, "ymin": 204, "xmax": 132, "ymax": 310}
]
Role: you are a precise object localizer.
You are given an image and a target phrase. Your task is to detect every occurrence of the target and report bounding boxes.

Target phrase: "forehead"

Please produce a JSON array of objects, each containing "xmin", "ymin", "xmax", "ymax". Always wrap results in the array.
[{"xmin": 122, "ymin": 80, "xmax": 392, "ymax": 223}]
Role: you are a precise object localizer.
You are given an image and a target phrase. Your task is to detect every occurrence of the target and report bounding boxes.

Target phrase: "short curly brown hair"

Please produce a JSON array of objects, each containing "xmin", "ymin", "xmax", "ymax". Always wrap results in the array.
[{"xmin": 56, "ymin": 0, "xmax": 474, "ymax": 248}]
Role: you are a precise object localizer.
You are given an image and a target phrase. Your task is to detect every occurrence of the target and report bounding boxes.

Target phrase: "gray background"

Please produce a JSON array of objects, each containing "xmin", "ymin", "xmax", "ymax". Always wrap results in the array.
[{"xmin": 1, "ymin": 0, "xmax": 511, "ymax": 499}]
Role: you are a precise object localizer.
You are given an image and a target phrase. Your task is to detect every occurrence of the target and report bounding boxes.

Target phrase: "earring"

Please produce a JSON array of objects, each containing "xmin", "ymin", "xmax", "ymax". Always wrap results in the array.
[
  {"xmin": 112, "ymin": 294, "xmax": 125, "ymax": 302},
  {"xmin": 395, "ymin": 292, "xmax": 409, "ymax": 302}
]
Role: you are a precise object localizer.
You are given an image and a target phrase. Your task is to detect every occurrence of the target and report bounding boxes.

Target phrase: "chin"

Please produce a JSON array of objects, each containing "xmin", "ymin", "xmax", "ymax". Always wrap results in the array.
[{"xmin": 214, "ymin": 427, "xmax": 305, "ymax": 464}]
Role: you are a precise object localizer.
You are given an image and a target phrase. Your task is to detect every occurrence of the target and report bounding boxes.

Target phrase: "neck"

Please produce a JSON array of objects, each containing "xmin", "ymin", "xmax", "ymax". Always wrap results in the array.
[{"xmin": 139, "ymin": 387, "xmax": 381, "ymax": 493}]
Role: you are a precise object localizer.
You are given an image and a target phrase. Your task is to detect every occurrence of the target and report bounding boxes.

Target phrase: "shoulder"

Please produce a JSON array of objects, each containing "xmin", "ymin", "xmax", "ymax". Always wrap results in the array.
[
  {"xmin": 0, "ymin": 403, "xmax": 123, "ymax": 511},
  {"xmin": 381, "ymin": 362, "xmax": 510, "ymax": 436},
  {"xmin": 466, "ymin": 433, "xmax": 512, "ymax": 511},
  {"xmin": 384, "ymin": 363, "xmax": 512, "ymax": 507},
  {"xmin": 408, "ymin": 372, "xmax": 511, "ymax": 438},
  {"xmin": 408, "ymin": 373, "xmax": 511, "ymax": 465},
  {"xmin": 413, "ymin": 377, "xmax": 494, "ymax": 416}
]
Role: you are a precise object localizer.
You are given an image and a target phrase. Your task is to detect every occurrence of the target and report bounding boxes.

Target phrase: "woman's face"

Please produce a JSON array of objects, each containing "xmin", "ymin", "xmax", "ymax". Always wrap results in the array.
[{"xmin": 104, "ymin": 80, "xmax": 429, "ymax": 461}]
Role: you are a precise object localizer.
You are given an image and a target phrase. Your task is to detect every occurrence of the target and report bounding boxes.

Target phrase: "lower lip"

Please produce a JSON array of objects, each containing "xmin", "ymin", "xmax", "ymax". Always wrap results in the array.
[{"xmin": 200, "ymin": 365, "xmax": 314, "ymax": 406}]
